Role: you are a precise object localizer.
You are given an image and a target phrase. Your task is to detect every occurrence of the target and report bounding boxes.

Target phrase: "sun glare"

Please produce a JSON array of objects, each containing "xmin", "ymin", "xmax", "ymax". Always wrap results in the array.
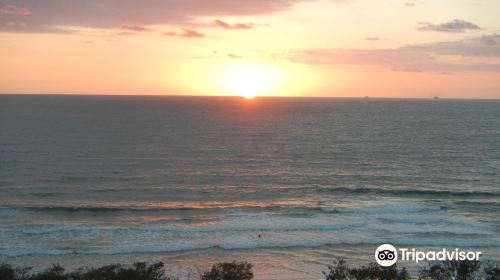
[
  {"xmin": 224, "ymin": 63, "xmax": 278, "ymax": 98},
  {"xmin": 200, "ymin": 60, "xmax": 309, "ymax": 98}
]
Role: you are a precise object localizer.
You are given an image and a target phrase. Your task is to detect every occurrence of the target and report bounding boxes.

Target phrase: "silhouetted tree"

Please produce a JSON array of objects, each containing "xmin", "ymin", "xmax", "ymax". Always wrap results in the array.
[
  {"xmin": 350, "ymin": 263, "xmax": 409, "ymax": 280},
  {"xmin": 0, "ymin": 263, "xmax": 16, "ymax": 280},
  {"xmin": 69, "ymin": 264, "xmax": 117, "ymax": 280},
  {"xmin": 1, "ymin": 259, "xmax": 499, "ymax": 280},
  {"xmin": 483, "ymin": 263, "xmax": 500, "ymax": 280},
  {"xmin": 201, "ymin": 261, "xmax": 253, "ymax": 280},
  {"xmin": 0, "ymin": 263, "xmax": 31, "ymax": 280},
  {"xmin": 323, "ymin": 258, "xmax": 350, "ymax": 280},
  {"xmin": 323, "ymin": 258, "xmax": 409, "ymax": 280},
  {"xmin": 30, "ymin": 264, "xmax": 66, "ymax": 280},
  {"xmin": 419, "ymin": 260, "xmax": 481, "ymax": 280},
  {"xmin": 71, "ymin": 262, "xmax": 172, "ymax": 280}
]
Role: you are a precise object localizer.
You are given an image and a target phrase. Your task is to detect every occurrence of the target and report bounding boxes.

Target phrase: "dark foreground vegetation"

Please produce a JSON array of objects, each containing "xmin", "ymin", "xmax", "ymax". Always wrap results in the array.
[
  {"xmin": 323, "ymin": 259, "xmax": 499, "ymax": 280},
  {"xmin": 0, "ymin": 259, "xmax": 498, "ymax": 280}
]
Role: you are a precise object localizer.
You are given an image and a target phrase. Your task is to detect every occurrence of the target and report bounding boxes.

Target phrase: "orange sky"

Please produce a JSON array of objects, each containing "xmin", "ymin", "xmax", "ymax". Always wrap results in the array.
[{"xmin": 1, "ymin": 0, "xmax": 499, "ymax": 98}]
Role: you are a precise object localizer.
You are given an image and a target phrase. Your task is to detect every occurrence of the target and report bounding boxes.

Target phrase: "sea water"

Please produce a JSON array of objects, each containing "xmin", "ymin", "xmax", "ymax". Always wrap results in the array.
[{"xmin": 0, "ymin": 95, "xmax": 499, "ymax": 279}]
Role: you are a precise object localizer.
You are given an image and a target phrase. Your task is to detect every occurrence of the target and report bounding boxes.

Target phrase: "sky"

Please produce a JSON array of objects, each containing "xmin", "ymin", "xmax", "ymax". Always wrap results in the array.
[{"xmin": 1, "ymin": 0, "xmax": 499, "ymax": 98}]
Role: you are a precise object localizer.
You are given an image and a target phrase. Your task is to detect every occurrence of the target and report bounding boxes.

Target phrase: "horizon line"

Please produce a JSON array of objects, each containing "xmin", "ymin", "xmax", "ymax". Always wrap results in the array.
[{"xmin": 1, "ymin": 92, "xmax": 500, "ymax": 101}]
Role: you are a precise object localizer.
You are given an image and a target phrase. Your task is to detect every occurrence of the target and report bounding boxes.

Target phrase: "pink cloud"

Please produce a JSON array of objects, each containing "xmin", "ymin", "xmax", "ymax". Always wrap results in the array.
[
  {"xmin": 116, "ymin": 32, "xmax": 136, "ymax": 36},
  {"xmin": 180, "ymin": 28, "xmax": 205, "ymax": 38},
  {"xmin": 120, "ymin": 25, "xmax": 154, "ymax": 32},
  {"xmin": 4, "ymin": 20, "xmax": 27, "ymax": 27},
  {"xmin": 163, "ymin": 28, "xmax": 205, "ymax": 38},
  {"xmin": 163, "ymin": 31, "xmax": 177, "ymax": 36},
  {"xmin": 212, "ymin": 19, "xmax": 253, "ymax": 30},
  {"xmin": 0, "ymin": 5, "xmax": 31, "ymax": 15},
  {"xmin": 274, "ymin": 34, "xmax": 500, "ymax": 73},
  {"xmin": 0, "ymin": 0, "xmax": 306, "ymax": 33}
]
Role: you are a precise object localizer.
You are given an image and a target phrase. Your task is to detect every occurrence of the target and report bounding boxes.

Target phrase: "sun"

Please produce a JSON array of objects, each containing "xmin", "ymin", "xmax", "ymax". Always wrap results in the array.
[
  {"xmin": 224, "ymin": 63, "xmax": 277, "ymax": 98},
  {"xmin": 243, "ymin": 94, "xmax": 255, "ymax": 100}
]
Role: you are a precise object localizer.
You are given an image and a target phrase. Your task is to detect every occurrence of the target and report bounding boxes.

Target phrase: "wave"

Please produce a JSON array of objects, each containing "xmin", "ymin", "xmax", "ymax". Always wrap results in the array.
[
  {"xmin": 319, "ymin": 204, "xmax": 444, "ymax": 214},
  {"xmin": 317, "ymin": 186, "xmax": 500, "ymax": 197},
  {"xmin": 0, "ymin": 206, "xmax": 204, "ymax": 213},
  {"xmin": 7, "ymin": 215, "xmax": 357, "ymax": 236},
  {"xmin": 453, "ymin": 200, "xmax": 500, "ymax": 210},
  {"xmin": 2, "ymin": 237, "xmax": 499, "ymax": 258},
  {"xmin": 0, "ymin": 200, "xmax": 328, "ymax": 213},
  {"xmin": 1, "ymin": 206, "xmax": 492, "ymax": 239},
  {"xmin": 1, "ymin": 206, "xmax": 497, "ymax": 258},
  {"xmin": 0, "ymin": 200, "xmax": 448, "ymax": 215}
]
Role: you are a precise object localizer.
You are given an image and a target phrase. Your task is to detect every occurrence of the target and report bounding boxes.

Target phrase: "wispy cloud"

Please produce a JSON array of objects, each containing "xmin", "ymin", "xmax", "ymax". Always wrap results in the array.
[
  {"xmin": 228, "ymin": 53, "xmax": 243, "ymax": 58},
  {"xmin": 120, "ymin": 25, "xmax": 154, "ymax": 32},
  {"xmin": 180, "ymin": 28, "xmax": 205, "ymax": 38},
  {"xmin": 0, "ymin": 0, "xmax": 306, "ymax": 33},
  {"xmin": 404, "ymin": 0, "xmax": 423, "ymax": 7},
  {"xmin": 163, "ymin": 28, "xmax": 205, "ymax": 38},
  {"xmin": 4, "ymin": 21, "xmax": 26, "ymax": 27},
  {"xmin": 273, "ymin": 34, "xmax": 500, "ymax": 73},
  {"xmin": 163, "ymin": 31, "xmax": 178, "ymax": 37},
  {"xmin": 418, "ymin": 19, "xmax": 480, "ymax": 33},
  {"xmin": 212, "ymin": 19, "xmax": 253, "ymax": 30},
  {"xmin": 0, "ymin": 5, "xmax": 31, "ymax": 15},
  {"xmin": 480, "ymin": 34, "xmax": 500, "ymax": 46}
]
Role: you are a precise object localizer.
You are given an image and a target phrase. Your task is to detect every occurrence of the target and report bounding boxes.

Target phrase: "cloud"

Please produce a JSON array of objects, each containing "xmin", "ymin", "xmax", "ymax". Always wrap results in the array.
[
  {"xmin": 364, "ymin": 37, "xmax": 380, "ymax": 41},
  {"xmin": 4, "ymin": 20, "xmax": 26, "ymax": 27},
  {"xmin": 120, "ymin": 25, "xmax": 154, "ymax": 32},
  {"xmin": 284, "ymin": 48, "xmax": 433, "ymax": 68},
  {"xmin": 163, "ymin": 28, "xmax": 205, "ymax": 38},
  {"xmin": 163, "ymin": 31, "xmax": 178, "ymax": 37},
  {"xmin": 116, "ymin": 32, "xmax": 137, "ymax": 36},
  {"xmin": 392, "ymin": 67, "xmax": 422, "ymax": 72},
  {"xmin": 212, "ymin": 19, "xmax": 253, "ymax": 30},
  {"xmin": 180, "ymin": 28, "xmax": 205, "ymax": 38},
  {"xmin": 407, "ymin": 34, "xmax": 500, "ymax": 57},
  {"xmin": 274, "ymin": 34, "xmax": 500, "ymax": 73},
  {"xmin": 480, "ymin": 34, "xmax": 500, "ymax": 46},
  {"xmin": 0, "ymin": 5, "xmax": 31, "ymax": 15},
  {"xmin": 193, "ymin": 50, "xmax": 247, "ymax": 59},
  {"xmin": 418, "ymin": 19, "xmax": 480, "ymax": 33},
  {"xmin": 404, "ymin": 0, "xmax": 423, "ymax": 7},
  {"xmin": 0, "ymin": 0, "xmax": 306, "ymax": 33}
]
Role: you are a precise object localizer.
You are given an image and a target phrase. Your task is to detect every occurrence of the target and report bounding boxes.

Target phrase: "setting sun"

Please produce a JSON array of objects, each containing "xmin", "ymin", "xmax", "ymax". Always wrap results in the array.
[{"xmin": 223, "ymin": 63, "xmax": 279, "ymax": 98}]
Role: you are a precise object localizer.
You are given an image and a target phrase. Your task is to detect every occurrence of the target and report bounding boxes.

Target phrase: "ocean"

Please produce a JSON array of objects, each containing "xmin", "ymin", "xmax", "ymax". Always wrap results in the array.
[{"xmin": 0, "ymin": 95, "xmax": 499, "ymax": 279}]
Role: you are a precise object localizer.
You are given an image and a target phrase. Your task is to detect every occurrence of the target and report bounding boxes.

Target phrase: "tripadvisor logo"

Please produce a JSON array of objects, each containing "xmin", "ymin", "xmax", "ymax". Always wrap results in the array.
[
  {"xmin": 375, "ymin": 244, "xmax": 482, "ymax": 267},
  {"xmin": 375, "ymin": 244, "xmax": 398, "ymax": 266}
]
